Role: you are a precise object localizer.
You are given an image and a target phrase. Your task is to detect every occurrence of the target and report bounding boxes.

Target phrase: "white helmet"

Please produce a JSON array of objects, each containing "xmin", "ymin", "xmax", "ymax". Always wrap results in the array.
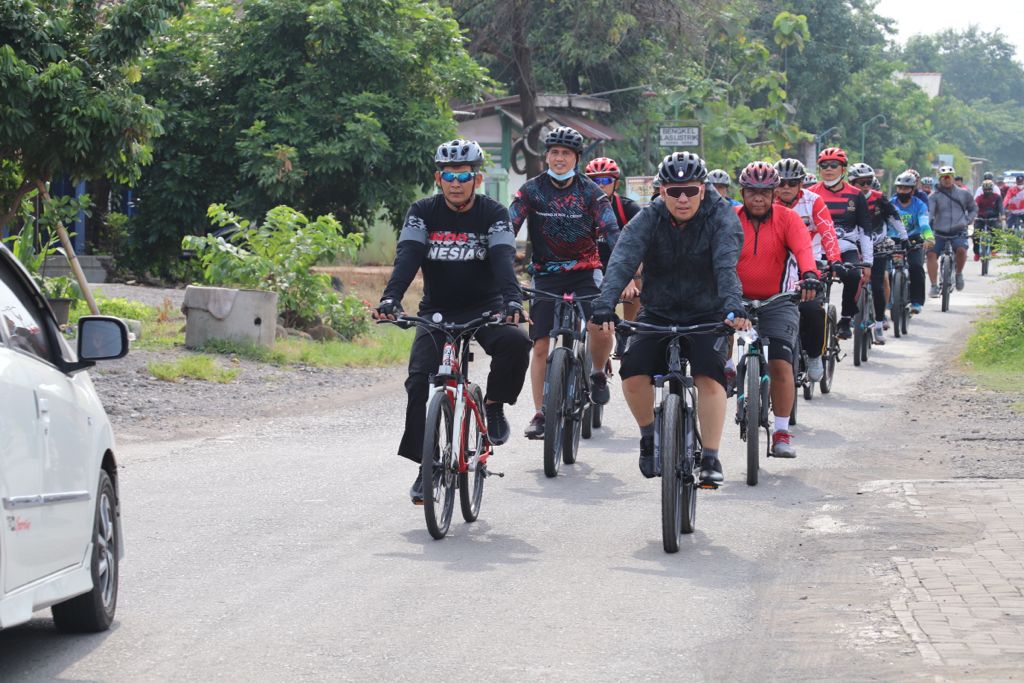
[
  {"xmin": 847, "ymin": 162, "xmax": 875, "ymax": 181},
  {"xmin": 937, "ymin": 165, "xmax": 955, "ymax": 177},
  {"xmin": 706, "ymin": 169, "xmax": 732, "ymax": 186}
]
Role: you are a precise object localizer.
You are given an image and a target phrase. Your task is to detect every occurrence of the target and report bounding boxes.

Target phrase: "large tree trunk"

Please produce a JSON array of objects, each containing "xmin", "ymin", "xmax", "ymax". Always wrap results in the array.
[{"xmin": 511, "ymin": 0, "xmax": 543, "ymax": 179}]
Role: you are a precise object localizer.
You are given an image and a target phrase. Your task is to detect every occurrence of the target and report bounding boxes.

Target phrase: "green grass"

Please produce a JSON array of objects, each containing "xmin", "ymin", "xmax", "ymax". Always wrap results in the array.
[
  {"xmin": 148, "ymin": 355, "xmax": 239, "ymax": 383},
  {"xmin": 963, "ymin": 279, "xmax": 1024, "ymax": 391},
  {"xmin": 70, "ymin": 296, "xmax": 159, "ymax": 324}
]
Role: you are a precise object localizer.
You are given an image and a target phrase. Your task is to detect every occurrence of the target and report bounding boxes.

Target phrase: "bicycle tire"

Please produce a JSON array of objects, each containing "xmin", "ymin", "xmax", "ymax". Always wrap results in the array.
[
  {"xmin": 790, "ymin": 340, "xmax": 801, "ymax": 425},
  {"xmin": 982, "ymin": 244, "xmax": 990, "ymax": 276},
  {"xmin": 941, "ymin": 255, "xmax": 952, "ymax": 312},
  {"xmin": 422, "ymin": 391, "xmax": 456, "ymax": 539},
  {"xmin": 852, "ymin": 316, "xmax": 862, "ymax": 367},
  {"xmin": 562, "ymin": 356, "xmax": 583, "ymax": 465},
  {"xmin": 891, "ymin": 270, "xmax": 904, "ymax": 339},
  {"xmin": 543, "ymin": 348, "xmax": 571, "ymax": 477},
  {"xmin": 660, "ymin": 393, "xmax": 689, "ymax": 553},
  {"xmin": 581, "ymin": 403, "xmax": 593, "ymax": 439},
  {"xmin": 821, "ymin": 307, "xmax": 837, "ymax": 394},
  {"xmin": 459, "ymin": 383, "xmax": 486, "ymax": 523},
  {"xmin": 592, "ymin": 403, "xmax": 603, "ymax": 428},
  {"xmin": 746, "ymin": 354, "xmax": 760, "ymax": 487}
]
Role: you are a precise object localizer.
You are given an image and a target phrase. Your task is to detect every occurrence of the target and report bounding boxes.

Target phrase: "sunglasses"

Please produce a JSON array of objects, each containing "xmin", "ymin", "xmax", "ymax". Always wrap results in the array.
[
  {"xmin": 852, "ymin": 179, "xmax": 873, "ymax": 187},
  {"xmin": 663, "ymin": 185, "xmax": 702, "ymax": 199},
  {"xmin": 439, "ymin": 171, "xmax": 476, "ymax": 183},
  {"xmin": 819, "ymin": 161, "xmax": 843, "ymax": 170},
  {"xmin": 779, "ymin": 179, "xmax": 803, "ymax": 188},
  {"xmin": 590, "ymin": 176, "xmax": 616, "ymax": 185}
]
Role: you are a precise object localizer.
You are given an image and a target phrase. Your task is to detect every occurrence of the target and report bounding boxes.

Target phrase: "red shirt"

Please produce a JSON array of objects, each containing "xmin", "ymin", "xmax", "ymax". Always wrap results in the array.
[{"xmin": 735, "ymin": 205, "xmax": 818, "ymax": 300}]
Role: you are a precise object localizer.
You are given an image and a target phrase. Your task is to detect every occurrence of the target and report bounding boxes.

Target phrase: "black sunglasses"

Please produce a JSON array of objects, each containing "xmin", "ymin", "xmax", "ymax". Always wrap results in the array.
[
  {"xmin": 439, "ymin": 171, "xmax": 476, "ymax": 183},
  {"xmin": 852, "ymin": 179, "xmax": 873, "ymax": 187},
  {"xmin": 664, "ymin": 185, "xmax": 702, "ymax": 199},
  {"xmin": 779, "ymin": 179, "xmax": 803, "ymax": 188},
  {"xmin": 819, "ymin": 161, "xmax": 843, "ymax": 170}
]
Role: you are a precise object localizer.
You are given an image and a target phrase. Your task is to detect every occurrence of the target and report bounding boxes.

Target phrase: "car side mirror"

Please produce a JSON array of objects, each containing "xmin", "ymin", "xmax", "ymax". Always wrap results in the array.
[{"xmin": 77, "ymin": 316, "xmax": 129, "ymax": 362}]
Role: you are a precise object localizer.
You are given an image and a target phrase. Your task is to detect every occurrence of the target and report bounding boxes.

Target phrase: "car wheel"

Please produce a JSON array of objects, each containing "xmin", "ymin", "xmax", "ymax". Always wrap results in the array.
[{"xmin": 52, "ymin": 470, "xmax": 119, "ymax": 632}]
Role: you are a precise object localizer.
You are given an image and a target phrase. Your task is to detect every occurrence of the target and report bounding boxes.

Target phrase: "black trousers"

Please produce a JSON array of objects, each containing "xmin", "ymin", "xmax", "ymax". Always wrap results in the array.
[
  {"xmin": 907, "ymin": 247, "xmax": 925, "ymax": 306},
  {"xmin": 871, "ymin": 253, "xmax": 890, "ymax": 320},
  {"xmin": 798, "ymin": 298, "xmax": 825, "ymax": 359},
  {"xmin": 839, "ymin": 249, "xmax": 865, "ymax": 318},
  {"xmin": 398, "ymin": 320, "xmax": 531, "ymax": 462}
]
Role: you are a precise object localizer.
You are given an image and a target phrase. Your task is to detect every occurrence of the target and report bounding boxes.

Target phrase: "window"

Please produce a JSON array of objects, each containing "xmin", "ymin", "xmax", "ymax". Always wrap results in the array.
[{"xmin": 0, "ymin": 264, "xmax": 53, "ymax": 363}]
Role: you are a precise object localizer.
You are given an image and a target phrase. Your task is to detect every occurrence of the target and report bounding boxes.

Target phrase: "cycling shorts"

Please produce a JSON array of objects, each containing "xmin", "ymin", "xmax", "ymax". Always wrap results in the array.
[
  {"xmin": 753, "ymin": 300, "xmax": 799, "ymax": 362},
  {"xmin": 528, "ymin": 270, "xmax": 602, "ymax": 341},
  {"xmin": 929, "ymin": 233, "xmax": 969, "ymax": 256},
  {"xmin": 619, "ymin": 312, "xmax": 728, "ymax": 389}
]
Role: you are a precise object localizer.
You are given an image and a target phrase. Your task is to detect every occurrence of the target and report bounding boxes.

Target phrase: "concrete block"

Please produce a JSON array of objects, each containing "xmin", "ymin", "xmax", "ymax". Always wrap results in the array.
[{"xmin": 183, "ymin": 286, "xmax": 277, "ymax": 349}]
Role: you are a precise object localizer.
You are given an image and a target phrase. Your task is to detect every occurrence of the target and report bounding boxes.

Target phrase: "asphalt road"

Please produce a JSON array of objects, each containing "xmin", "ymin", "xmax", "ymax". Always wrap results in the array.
[{"xmin": 0, "ymin": 266, "xmax": 1015, "ymax": 681}]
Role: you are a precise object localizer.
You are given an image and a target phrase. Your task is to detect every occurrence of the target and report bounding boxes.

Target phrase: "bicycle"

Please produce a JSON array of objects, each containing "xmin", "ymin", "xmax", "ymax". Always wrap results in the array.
[
  {"xmin": 938, "ymin": 238, "xmax": 957, "ymax": 313},
  {"xmin": 616, "ymin": 318, "xmax": 730, "ymax": 553},
  {"xmin": 975, "ymin": 218, "xmax": 999, "ymax": 277},
  {"xmin": 852, "ymin": 263, "xmax": 874, "ymax": 366},
  {"xmin": 791, "ymin": 331, "xmax": 809, "ymax": 423},
  {"xmin": 522, "ymin": 287, "xmax": 601, "ymax": 478},
  {"xmin": 816, "ymin": 261, "xmax": 842, "ymax": 395},
  {"xmin": 888, "ymin": 241, "xmax": 920, "ymax": 338},
  {"xmin": 382, "ymin": 312, "xmax": 505, "ymax": 540},
  {"xmin": 734, "ymin": 291, "xmax": 800, "ymax": 486}
]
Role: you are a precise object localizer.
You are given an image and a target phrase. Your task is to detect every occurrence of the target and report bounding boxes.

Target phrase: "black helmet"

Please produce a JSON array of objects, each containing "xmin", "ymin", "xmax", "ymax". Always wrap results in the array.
[
  {"xmin": 774, "ymin": 158, "xmax": 807, "ymax": 181},
  {"xmin": 657, "ymin": 152, "xmax": 707, "ymax": 184},
  {"xmin": 434, "ymin": 139, "xmax": 484, "ymax": 169},
  {"xmin": 983, "ymin": 171, "xmax": 995, "ymax": 181},
  {"xmin": 544, "ymin": 126, "xmax": 585, "ymax": 154}
]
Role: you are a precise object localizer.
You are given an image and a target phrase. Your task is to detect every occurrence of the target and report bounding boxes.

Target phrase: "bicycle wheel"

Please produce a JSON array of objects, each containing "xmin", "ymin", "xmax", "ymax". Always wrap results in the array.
[
  {"xmin": 745, "ymin": 354, "xmax": 760, "ymax": 487},
  {"xmin": 543, "ymin": 348, "xmax": 571, "ymax": 477},
  {"xmin": 821, "ymin": 307, "xmax": 837, "ymax": 394},
  {"xmin": 581, "ymin": 403, "xmax": 593, "ymax": 439},
  {"xmin": 891, "ymin": 270, "xmax": 904, "ymax": 339},
  {"xmin": 852, "ymin": 311, "xmax": 863, "ymax": 367},
  {"xmin": 981, "ymin": 238, "xmax": 991, "ymax": 276},
  {"xmin": 422, "ymin": 391, "xmax": 456, "ymax": 539},
  {"xmin": 562, "ymin": 355, "xmax": 583, "ymax": 465},
  {"xmin": 459, "ymin": 383, "xmax": 486, "ymax": 523},
  {"xmin": 660, "ymin": 393, "xmax": 691, "ymax": 553},
  {"xmin": 790, "ymin": 341, "xmax": 801, "ymax": 425},
  {"xmin": 940, "ymin": 256, "xmax": 952, "ymax": 312},
  {"xmin": 592, "ymin": 403, "xmax": 603, "ymax": 428}
]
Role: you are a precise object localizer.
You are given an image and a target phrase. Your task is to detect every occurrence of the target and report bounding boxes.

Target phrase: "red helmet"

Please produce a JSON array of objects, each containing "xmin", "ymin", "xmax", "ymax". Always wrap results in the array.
[
  {"xmin": 817, "ymin": 147, "xmax": 848, "ymax": 166},
  {"xmin": 585, "ymin": 157, "xmax": 620, "ymax": 178},
  {"xmin": 738, "ymin": 161, "xmax": 780, "ymax": 189}
]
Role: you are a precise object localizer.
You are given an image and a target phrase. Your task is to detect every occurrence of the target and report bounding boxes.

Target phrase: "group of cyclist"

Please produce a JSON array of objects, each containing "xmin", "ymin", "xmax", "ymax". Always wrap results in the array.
[{"xmin": 375, "ymin": 126, "xmax": 1001, "ymax": 502}]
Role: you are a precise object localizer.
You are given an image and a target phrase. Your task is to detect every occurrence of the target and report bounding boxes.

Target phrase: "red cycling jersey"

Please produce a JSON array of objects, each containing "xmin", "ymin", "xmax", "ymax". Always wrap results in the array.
[
  {"xmin": 735, "ymin": 205, "xmax": 819, "ymax": 300},
  {"xmin": 774, "ymin": 188, "xmax": 841, "ymax": 263}
]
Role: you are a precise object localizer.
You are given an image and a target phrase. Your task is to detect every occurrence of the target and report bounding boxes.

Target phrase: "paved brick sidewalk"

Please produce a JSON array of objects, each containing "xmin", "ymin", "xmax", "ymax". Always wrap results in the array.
[{"xmin": 883, "ymin": 479, "xmax": 1024, "ymax": 667}]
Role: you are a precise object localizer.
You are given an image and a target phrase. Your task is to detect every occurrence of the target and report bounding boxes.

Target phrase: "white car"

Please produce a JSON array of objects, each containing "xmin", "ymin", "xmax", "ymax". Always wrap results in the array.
[{"xmin": 0, "ymin": 244, "xmax": 128, "ymax": 632}]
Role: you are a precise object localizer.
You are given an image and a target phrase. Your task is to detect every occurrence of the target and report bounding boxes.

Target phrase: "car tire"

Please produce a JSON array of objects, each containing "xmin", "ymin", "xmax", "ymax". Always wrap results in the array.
[{"xmin": 52, "ymin": 470, "xmax": 119, "ymax": 632}]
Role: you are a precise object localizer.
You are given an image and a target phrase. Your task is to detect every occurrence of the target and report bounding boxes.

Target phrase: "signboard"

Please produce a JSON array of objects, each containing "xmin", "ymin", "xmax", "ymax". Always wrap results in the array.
[
  {"xmin": 660, "ymin": 125, "xmax": 701, "ymax": 148},
  {"xmin": 625, "ymin": 176, "xmax": 656, "ymax": 206}
]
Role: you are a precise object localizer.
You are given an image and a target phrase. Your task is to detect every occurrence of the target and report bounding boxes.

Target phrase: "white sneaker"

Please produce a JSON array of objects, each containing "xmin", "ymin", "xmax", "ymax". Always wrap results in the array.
[
  {"xmin": 872, "ymin": 325, "xmax": 886, "ymax": 345},
  {"xmin": 929, "ymin": 284, "xmax": 940, "ymax": 298},
  {"xmin": 806, "ymin": 356, "xmax": 824, "ymax": 382}
]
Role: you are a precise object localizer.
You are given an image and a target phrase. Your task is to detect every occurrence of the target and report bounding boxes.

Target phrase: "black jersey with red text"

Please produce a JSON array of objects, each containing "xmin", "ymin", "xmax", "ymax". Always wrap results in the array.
[{"xmin": 809, "ymin": 180, "xmax": 874, "ymax": 260}]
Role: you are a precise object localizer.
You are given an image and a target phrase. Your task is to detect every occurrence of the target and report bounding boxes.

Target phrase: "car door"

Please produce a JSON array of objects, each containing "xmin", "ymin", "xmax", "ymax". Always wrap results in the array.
[{"xmin": 0, "ymin": 263, "xmax": 93, "ymax": 586}]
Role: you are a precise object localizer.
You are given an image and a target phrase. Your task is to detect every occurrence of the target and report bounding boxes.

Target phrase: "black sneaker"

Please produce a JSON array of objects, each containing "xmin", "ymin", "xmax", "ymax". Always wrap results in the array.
[
  {"xmin": 524, "ymin": 411, "xmax": 545, "ymax": 440},
  {"xmin": 699, "ymin": 455, "xmax": 724, "ymax": 484},
  {"xmin": 485, "ymin": 402, "xmax": 510, "ymax": 445},
  {"xmin": 410, "ymin": 468, "xmax": 425, "ymax": 505},
  {"xmin": 638, "ymin": 435, "xmax": 657, "ymax": 478},
  {"xmin": 837, "ymin": 317, "xmax": 852, "ymax": 340},
  {"xmin": 591, "ymin": 372, "xmax": 610, "ymax": 405}
]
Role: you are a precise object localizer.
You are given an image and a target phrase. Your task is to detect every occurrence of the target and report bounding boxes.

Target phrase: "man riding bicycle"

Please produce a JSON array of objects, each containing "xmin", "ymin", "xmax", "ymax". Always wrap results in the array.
[
  {"xmin": 1003, "ymin": 176, "xmax": 1024, "ymax": 232},
  {"xmin": 735, "ymin": 161, "xmax": 820, "ymax": 458},
  {"xmin": 891, "ymin": 172, "xmax": 934, "ymax": 314},
  {"xmin": 590, "ymin": 152, "xmax": 748, "ymax": 484},
  {"xmin": 374, "ymin": 139, "xmax": 532, "ymax": 504},
  {"xmin": 509, "ymin": 126, "xmax": 623, "ymax": 439},
  {"xmin": 708, "ymin": 169, "xmax": 742, "ymax": 207},
  {"xmin": 927, "ymin": 166, "xmax": 977, "ymax": 294},
  {"xmin": 773, "ymin": 158, "xmax": 842, "ymax": 383},
  {"xmin": 808, "ymin": 147, "xmax": 872, "ymax": 341},
  {"xmin": 973, "ymin": 179, "xmax": 1003, "ymax": 261}
]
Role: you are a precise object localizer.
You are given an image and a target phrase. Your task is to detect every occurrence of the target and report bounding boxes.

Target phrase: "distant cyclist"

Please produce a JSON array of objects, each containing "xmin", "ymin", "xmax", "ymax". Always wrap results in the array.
[
  {"xmin": 591, "ymin": 152, "xmax": 748, "ymax": 484},
  {"xmin": 509, "ymin": 126, "xmax": 621, "ymax": 439},
  {"xmin": 734, "ymin": 161, "xmax": 820, "ymax": 459},
  {"xmin": 920, "ymin": 177, "xmax": 935, "ymax": 196},
  {"xmin": 802, "ymin": 172, "xmax": 818, "ymax": 188},
  {"xmin": 974, "ymin": 172, "xmax": 996, "ymax": 200},
  {"xmin": 375, "ymin": 139, "xmax": 531, "ymax": 504},
  {"xmin": 773, "ymin": 157, "xmax": 842, "ymax": 382},
  {"xmin": 973, "ymin": 179, "xmax": 1003, "ymax": 261},
  {"xmin": 708, "ymin": 168, "xmax": 742, "ymax": 207},
  {"xmin": 891, "ymin": 172, "xmax": 933, "ymax": 315},
  {"xmin": 1004, "ymin": 176, "xmax": 1024, "ymax": 231},
  {"xmin": 927, "ymin": 166, "xmax": 977, "ymax": 294}
]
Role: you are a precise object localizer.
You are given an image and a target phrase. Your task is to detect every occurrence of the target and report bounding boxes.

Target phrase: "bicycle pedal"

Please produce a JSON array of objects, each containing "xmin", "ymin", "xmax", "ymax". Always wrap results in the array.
[
  {"xmin": 483, "ymin": 470, "xmax": 505, "ymax": 478},
  {"xmin": 697, "ymin": 481, "xmax": 720, "ymax": 490}
]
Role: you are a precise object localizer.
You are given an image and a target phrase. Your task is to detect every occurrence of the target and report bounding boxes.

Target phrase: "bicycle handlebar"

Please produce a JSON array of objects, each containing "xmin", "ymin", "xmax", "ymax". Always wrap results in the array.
[
  {"xmin": 521, "ymin": 286, "xmax": 601, "ymax": 302},
  {"xmin": 615, "ymin": 319, "xmax": 731, "ymax": 337},
  {"xmin": 376, "ymin": 311, "xmax": 502, "ymax": 334},
  {"xmin": 742, "ymin": 290, "xmax": 800, "ymax": 310}
]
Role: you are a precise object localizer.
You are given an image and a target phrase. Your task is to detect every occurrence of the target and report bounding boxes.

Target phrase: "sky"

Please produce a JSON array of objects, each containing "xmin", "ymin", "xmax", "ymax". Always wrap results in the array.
[{"xmin": 874, "ymin": 0, "xmax": 1024, "ymax": 61}]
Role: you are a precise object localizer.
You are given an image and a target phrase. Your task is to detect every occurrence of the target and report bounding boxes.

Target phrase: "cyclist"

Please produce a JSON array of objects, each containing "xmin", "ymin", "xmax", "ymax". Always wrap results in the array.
[
  {"xmin": 927, "ymin": 166, "xmax": 977, "ymax": 294},
  {"xmin": 974, "ymin": 172, "xmax": 996, "ymax": 200},
  {"xmin": 973, "ymin": 179, "xmax": 1003, "ymax": 261},
  {"xmin": 1004, "ymin": 176, "xmax": 1024, "ymax": 231},
  {"xmin": 809, "ymin": 147, "xmax": 872, "ymax": 340},
  {"xmin": 585, "ymin": 156, "xmax": 642, "ymax": 357},
  {"xmin": 802, "ymin": 172, "xmax": 818, "ymax": 188},
  {"xmin": 734, "ymin": 161, "xmax": 820, "ymax": 458},
  {"xmin": 891, "ymin": 172, "xmax": 934, "ymax": 314},
  {"xmin": 773, "ymin": 158, "xmax": 842, "ymax": 382},
  {"xmin": 509, "ymin": 126, "xmax": 622, "ymax": 439},
  {"xmin": 590, "ymin": 152, "xmax": 748, "ymax": 484},
  {"xmin": 708, "ymin": 169, "xmax": 742, "ymax": 206},
  {"xmin": 849, "ymin": 162, "xmax": 906, "ymax": 345},
  {"xmin": 375, "ymin": 139, "xmax": 532, "ymax": 504},
  {"xmin": 921, "ymin": 177, "xmax": 935, "ymax": 196},
  {"xmin": 904, "ymin": 168, "xmax": 930, "ymax": 204}
]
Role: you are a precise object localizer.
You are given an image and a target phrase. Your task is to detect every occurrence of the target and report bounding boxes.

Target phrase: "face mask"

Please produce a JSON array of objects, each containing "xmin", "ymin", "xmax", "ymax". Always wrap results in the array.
[
  {"xmin": 547, "ymin": 168, "xmax": 576, "ymax": 182},
  {"xmin": 824, "ymin": 175, "xmax": 844, "ymax": 189}
]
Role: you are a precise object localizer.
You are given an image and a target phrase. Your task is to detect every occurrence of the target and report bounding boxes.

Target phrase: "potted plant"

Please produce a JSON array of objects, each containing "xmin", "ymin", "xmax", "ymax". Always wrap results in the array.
[{"xmin": 43, "ymin": 276, "xmax": 82, "ymax": 326}]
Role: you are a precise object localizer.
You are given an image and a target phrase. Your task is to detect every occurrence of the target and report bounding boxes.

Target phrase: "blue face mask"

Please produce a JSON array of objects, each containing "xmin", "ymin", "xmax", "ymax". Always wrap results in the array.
[{"xmin": 547, "ymin": 168, "xmax": 576, "ymax": 182}]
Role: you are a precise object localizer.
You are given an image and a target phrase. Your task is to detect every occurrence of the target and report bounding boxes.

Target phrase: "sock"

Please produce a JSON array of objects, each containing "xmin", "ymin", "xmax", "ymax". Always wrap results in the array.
[
  {"xmin": 725, "ymin": 358, "xmax": 735, "ymax": 371},
  {"xmin": 702, "ymin": 447, "xmax": 719, "ymax": 462},
  {"xmin": 640, "ymin": 422, "xmax": 655, "ymax": 439},
  {"xmin": 875, "ymin": 321, "xmax": 884, "ymax": 331},
  {"xmin": 775, "ymin": 415, "xmax": 790, "ymax": 433}
]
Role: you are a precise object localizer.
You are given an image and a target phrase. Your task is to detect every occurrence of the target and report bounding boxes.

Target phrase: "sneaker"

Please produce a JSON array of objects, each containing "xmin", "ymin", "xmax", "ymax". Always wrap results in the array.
[
  {"xmin": 724, "ymin": 365, "xmax": 737, "ymax": 397},
  {"xmin": 699, "ymin": 455, "xmax": 724, "ymax": 484},
  {"xmin": 882, "ymin": 316, "xmax": 890, "ymax": 331},
  {"xmin": 638, "ymin": 435, "xmax": 657, "ymax": 479},
  {"xmin": 772, "ymin": 430, "xmax": 797, "ymax": 458},
  {"xmin": 872, "ymin": 325, "xmax": 886, "ymax": 345},
  {"xmin": 485, "ymin": 402, "xmax": 510, "ymax": 446},
  {"xmin": 410, "ymin": 468, "xmax": 425, "ymax": 505},
  {"xmin": 591, "ymin": 371, "xmax": 610, "ymax": 405},
  {"xmin": 974, "ymin": 253, "xmax": 981, "ymax": 262},
  {"xmin": 837, "ymin": 317, "xmax": 852, "ymax": 340},
  {"xmin": 955, "ymin": 273, "xmax": 965, "ymax": 291},
  {"xmin": 910, "ymin": 304, "xmax": 922, "ymax": 315},
  {"xmin": 930, "ymin": 284, "xmax": 940, "ymax": 298},
  {"xmin": 524, "ymin": 411, "xmax": 545, "ymax": 440},
  {"xmin": 806, "ymin": 355, "xmax": 824, "ymax": 382}
]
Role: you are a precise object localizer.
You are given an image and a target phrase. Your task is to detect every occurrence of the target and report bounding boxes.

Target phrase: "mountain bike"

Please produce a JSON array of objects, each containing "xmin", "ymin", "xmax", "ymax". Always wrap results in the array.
[
  {"xmin": 976, "ymin": 218, "xmax": 999, "ymax": 277},
  {"xmin": 852, "ymin": 264, "xmax": 874, "ymax": 366},
  {"xmin": 938, "ymin": 238, "xmax": 957, "ymax": 313},
  {"xmin": 735, "ymin": 291, "xmax": 799, "ymax": 486},
  {"xmin": 617, "ymin": 318, "xmax": 730, "ymax": 553},
  {"xmin": 817, "ymin": 261, "xmax": 842, "ymax": 395},
  {"xmin": 522, "ymin": 287, "xmax": 600, "ymax": 478},
  {"xmin": 383, "ymin": 312, "xmax": 505, "ymax": 540},
  {"xmin": 791, "ymin": 331, "xmax": 808, "ymax": 423},
  {"xmin": 888, "ymin": 241, "xmax": 920, "ymax": 338}
]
